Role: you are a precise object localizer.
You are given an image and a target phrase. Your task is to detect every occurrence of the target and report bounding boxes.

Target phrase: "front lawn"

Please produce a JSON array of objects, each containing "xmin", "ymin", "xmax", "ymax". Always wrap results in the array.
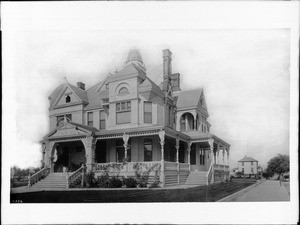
[{"xmin": 10, "ymin": 180, "xmax": 256, "ymax": 203}]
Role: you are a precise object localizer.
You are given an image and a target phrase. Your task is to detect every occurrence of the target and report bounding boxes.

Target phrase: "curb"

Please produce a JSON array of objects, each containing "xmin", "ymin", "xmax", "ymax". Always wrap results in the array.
[{"xmin": 217, "ymin": 180, "xmax": 265, "ymax": 202}]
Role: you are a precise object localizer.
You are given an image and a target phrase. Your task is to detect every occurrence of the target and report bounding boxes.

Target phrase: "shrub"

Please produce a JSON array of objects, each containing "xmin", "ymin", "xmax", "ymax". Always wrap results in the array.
[
  {"xmin": 97, "ymin": 174, "xmax": 110, "ymax": 188},
  {"xmin": 109, "ymin": 176, "xmax": 123, "ymax": 188},
  {"xmin": 85, "ymin": 172, "xmax": 98, "ymax": 188},
  {"xmin": 123, "ymin": 177, "xmax": 137, "ymax": 188}
]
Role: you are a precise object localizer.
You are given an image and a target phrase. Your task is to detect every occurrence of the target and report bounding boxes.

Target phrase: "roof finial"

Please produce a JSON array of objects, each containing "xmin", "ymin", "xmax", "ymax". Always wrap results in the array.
[{"xmin": 63, "ymin": 76, "xmax": 68, "ymax": 84}]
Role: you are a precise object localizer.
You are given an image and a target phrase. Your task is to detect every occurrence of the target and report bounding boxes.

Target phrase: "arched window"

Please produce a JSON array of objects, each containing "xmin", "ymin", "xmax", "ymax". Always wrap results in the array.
[
  {"xmin": 66, "ymin": 95, "xmax": 71, "ymax": 103},
  {"xmin": 180, "ymin": 113, "xmax": 195, "ymax": 131},
  {"xmin": 180, "ymin": 115, "xmax": 186, "ymax": 131},
  {"xmin": 118, "ymin": 87, "xmax": 129, "ymax": 95}
]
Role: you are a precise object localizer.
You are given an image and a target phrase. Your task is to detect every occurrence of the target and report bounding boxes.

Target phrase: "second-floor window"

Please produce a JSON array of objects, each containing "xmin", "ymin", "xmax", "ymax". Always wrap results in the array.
[
  {"xmin": 99, "ymin": 111, "xmax": 106, "ymax": 130},
  {"xmin": 242, "ymin": 162, "xmax": 244, "ymax": 166},
  {"xmin": 88, "ymin": 112, "xmax": 93, "ymax": 127},
  {"xmin": 116, "ymin": 101, "xmax": 131, "ymax": 124},
  {"xmin": 251, "ymin": 168, "xmax": 253, "ymax": 173},
  {"xmin": 251, "ymin": 162, "xmax": 253, "ymax": 166},
  {"xmin": 144, "ymin": 102, "xmax": 152, "ymax": 123}
]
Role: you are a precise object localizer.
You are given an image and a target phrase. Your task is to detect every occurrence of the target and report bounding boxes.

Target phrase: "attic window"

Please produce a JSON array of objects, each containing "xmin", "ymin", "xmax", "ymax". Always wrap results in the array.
[
  {"xmin": 118, "ymin": 87, "xmax": 129, "ymax": 95},
  {"xmin": 66, "ymin": 95, "xmax": 71, "ymax": 103}
]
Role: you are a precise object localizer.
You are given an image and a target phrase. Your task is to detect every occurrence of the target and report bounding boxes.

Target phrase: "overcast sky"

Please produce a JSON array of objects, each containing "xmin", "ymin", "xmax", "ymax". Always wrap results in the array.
[{"xmin": 4, "ymin": 28, "xmax": 290, "ymax": 169}]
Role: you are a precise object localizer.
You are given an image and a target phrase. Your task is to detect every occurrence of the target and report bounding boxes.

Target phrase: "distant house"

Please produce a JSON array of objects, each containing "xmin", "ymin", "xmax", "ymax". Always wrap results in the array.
[{"xmin": 238, "ymin": 156, "xmax": 258, "ymax": 178}]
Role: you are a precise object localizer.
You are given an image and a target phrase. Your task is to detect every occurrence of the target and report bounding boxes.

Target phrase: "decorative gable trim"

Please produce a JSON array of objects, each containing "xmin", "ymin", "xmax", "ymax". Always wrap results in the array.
[{"xmin": 50, "ymin": 83, "xmax": 85, "ymax": 110}]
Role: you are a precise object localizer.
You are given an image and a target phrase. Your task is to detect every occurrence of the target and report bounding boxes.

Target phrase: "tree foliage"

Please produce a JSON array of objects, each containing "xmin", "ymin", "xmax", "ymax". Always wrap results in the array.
[{"xmin": 266, "ymin": 154, "xmax": 289, "ymax": 177}]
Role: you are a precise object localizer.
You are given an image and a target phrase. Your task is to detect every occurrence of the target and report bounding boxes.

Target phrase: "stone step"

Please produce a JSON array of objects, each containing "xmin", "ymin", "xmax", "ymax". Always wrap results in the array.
[{"xmin": 30, "ymin": 173, "xmax": 68, "ymax": 189}]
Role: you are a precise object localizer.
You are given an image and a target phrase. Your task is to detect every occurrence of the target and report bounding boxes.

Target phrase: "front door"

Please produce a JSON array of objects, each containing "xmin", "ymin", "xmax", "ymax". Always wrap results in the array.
[{"xmin": 54, "ymin": 146, "xmax": 69, "ymax": 172}]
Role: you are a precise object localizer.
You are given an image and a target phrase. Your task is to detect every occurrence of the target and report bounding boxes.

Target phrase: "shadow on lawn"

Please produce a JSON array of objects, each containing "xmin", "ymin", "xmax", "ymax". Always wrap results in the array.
[{"xmin": 10, "ymin": 180, "xmax": 256, "ymax": 203}]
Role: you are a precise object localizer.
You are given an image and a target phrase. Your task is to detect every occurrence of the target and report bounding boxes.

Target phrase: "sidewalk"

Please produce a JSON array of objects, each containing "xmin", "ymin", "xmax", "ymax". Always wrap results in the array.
[{"xmin": 220, "ymin": 179, "xmax": 290, "ymax": 202}]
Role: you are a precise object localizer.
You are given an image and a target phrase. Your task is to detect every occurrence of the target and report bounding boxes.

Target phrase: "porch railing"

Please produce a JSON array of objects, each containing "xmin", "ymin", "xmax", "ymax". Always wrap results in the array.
[
  {"xmin": 94, "ymin": 161, "xmax": 190, "ymax": 173},
  {"xmin": 67, "ymin": 164, "xmax": 85, "ymax": 188},
  {"xmin": 206, "ymin": 163, "xmax": 214, "ymax": 185},
  {"xmin": 28, "ymin": 167, "xmax": 50, "ymax": 188},
  {"xmin": 164, "ymin": 162, "xmax": 177, "ymax": 171},
  {"xmin": 213, "ymin": 164, "xmax": 229, "ymax": 172},
  {"xmin": 94, "ymin": 161, "xmax": 162, "ymax": 173},
  {"xmin": 179, "ymin": 163, "xmax": 189, "ymax": 171}
]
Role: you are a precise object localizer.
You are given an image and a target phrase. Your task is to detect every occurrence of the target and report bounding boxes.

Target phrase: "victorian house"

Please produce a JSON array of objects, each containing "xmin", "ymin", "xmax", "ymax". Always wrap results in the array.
[{"xmin": 28, "ymin": 48, "xmax": 230, "ymax": 188}]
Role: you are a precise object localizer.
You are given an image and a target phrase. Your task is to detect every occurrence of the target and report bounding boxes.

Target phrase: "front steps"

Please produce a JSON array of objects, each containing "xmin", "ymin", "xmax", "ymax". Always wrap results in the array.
[
  {"xmin": 185, "ymin": 171, "xmax": 208, "ymax": 185},
  {"xmin": 31, "ymin": 173, "xmax": 68, "ymax": 189}
]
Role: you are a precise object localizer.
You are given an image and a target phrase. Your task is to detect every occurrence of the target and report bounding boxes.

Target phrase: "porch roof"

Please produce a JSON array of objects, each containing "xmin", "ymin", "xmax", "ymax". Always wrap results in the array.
[
  {"xmin": 43, "ymin": 121, "xmax": 99, "ymax": 141},
  {"xmin": 183, "ymin": 130, "xmax": 230, "ymax": 148},
  {"xmin": 95, "ymin": 125, "xmax": 191, "ymax": 141}
]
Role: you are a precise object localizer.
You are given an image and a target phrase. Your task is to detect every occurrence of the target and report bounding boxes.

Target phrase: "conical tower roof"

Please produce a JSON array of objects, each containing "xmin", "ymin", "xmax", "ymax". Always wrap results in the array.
[{"xmin": 125, "ymin": 48, "xmax": 146, "ymax": 72}]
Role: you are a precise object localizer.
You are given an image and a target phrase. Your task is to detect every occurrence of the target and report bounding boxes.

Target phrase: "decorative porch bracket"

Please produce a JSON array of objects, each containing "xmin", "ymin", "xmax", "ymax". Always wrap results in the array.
[
  {"xmin": 158, "ymin": 129, "xmax": 165, "ymax": 187},
  {"xmin": 122, "ymin": 133, "xmax": 130, "ymax": 161}
]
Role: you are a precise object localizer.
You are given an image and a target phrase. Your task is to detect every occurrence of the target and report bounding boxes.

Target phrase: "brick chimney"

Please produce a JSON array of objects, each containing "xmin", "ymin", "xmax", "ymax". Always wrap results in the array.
[
  {"xmin": 77, "ymin": 82, "xmax": 85, "ymax": 90},
  {"xmin": 162, "ymin": 49, "xmax": 172, "ymax": 94},
  {"xmin": 171, "ymin": 73, "xmax": 181, "ymax": 92}
]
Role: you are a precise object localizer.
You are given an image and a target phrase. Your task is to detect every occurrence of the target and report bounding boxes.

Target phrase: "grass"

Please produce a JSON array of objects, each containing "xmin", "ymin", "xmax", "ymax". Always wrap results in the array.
[
  {"xmin": 11, "ymin": 181, "xmax": 28, "ymax": 188},
  {"xmin": 10, "ymin": 180, "xmax": 256, "ymax": 203}
]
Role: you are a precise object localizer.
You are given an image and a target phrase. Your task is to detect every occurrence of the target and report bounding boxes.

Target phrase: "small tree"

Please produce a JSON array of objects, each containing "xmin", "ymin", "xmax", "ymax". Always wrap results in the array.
[{"xmin": 266, "ymin": 154, "xmax": 289, "ymax": 177}]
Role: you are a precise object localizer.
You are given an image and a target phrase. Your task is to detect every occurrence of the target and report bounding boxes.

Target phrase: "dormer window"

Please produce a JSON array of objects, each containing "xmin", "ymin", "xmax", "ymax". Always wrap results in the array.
[
  {"xmin": 118, "ymin": 87, "xmax": 129, "ymax": 95},
  {"xmin": 66, "ymin": 95, "xmax": 71, "ymax": 103}
]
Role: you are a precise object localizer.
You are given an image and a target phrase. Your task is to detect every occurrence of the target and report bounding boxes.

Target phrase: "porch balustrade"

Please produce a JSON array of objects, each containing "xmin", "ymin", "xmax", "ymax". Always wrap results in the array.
[
  {"xmin": 94, "ymin": 161, "xmax": 190, "ymax": 173},
  {"xmin": 164, "ymin": 162, "xmax": 177, "ymax": 171},
  {"xmin": 213, "ymin": 163, "xmax": 230, "ymax": 172},
  {"xmin": 94, "ymin": 161, "xmax": 162, "ymax": 173},
  {"xmin": 67, "ymin": 164, "xmax": 85, "ymax": 188},
  {"xmin": 28, "ymin": 167, "xmax": 50, "ymax": 188},
  {"xmin": 179, "ymin": 163, "xmax": 189, "ymax": 171}
]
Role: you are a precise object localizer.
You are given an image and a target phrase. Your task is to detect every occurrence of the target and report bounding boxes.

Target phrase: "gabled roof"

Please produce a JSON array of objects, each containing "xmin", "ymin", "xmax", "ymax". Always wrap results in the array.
[
  {"xmin": 49, "ymin": 84, "xmax": 65, "ymax": 108},
  {"xmin": 84, "ymin": 81, "xmax": 105, "ymax": 110},
  {"xmin": 68, "ymin": 83, "xmax": 88, "ymax": 103},
  {"xmin": 174, "ymin": 89, "xmax": 203, "ymax": 109},
  {"xmin": 107, "ymin": 63, "xmax": 146, "ymax": 83},
  {"xmin": 43, "ymin": 120, "xmax": 99, "ymax": 140},
  {"xmin": 49, "ymin": 83, "xmax": 88, "ymax": 108},
  {"xmin": 238, "ymin": 156, "xmax": 258, "ymax": 162}
]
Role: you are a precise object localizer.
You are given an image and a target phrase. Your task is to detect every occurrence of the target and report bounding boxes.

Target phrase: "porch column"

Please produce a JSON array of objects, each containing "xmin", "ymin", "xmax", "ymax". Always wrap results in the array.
[
  {"xmin": 187, "ymin": 141, "xmax": 192, "ymax": 171},
  {"xmin": 175, "ymin": 138, "xmax": 180, "ymax": 163},
  {"xmin": 227, "ymin": 147, "xmax": 230, "ymax": 166},
  {"xmin": 175, "ymin": 137, "xmax": 180, "ymax": 184},
  {"xmin": 217, "ymin": 144, "xmax": 220, "ymax": 164},
  {"xmin": 83, "ymin": 136, "xmax": 96, "ymax": 172},
  {"xmin": 208, "ymin": 138, "xmax": 214, "ymax": 184},
  {"xmin": 158, "ymin": 130, "xmax": 165, "ymax": 187},
  {"xmin": 122, "ymin": 133, "xmax": 129, "ymax": 161},
  {"xmin": 45, "ymin": 140, "xmax": 56, "ymax": 173},
  {"xmin": 222, "ymin": 148, "xmax": 225, "ymax": 166}
]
